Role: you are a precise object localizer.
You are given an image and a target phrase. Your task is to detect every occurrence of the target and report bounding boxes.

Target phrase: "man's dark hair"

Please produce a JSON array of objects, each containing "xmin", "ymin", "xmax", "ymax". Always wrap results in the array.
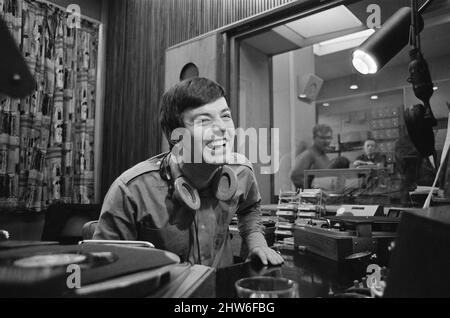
[
  {"xmin": 159, "ymin": 77, "xmax": 226, "ymax": 148},
  {"xmin": 312, "ymin": 124, "xmax": 332, "ymax": 138}
]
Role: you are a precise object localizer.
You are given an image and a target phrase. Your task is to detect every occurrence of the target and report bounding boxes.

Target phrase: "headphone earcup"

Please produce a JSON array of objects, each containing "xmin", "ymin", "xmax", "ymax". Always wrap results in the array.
[
  {"xmin": 213, "ymin": 166, "xmax": 238, "ymax": 201},
  {"xmin": 404, "ymin": 104, "xmax": 435, "ymax": 158},
  {"xmin": 173, "ymin": 177, "xmax": 201, "ymax": 210}
]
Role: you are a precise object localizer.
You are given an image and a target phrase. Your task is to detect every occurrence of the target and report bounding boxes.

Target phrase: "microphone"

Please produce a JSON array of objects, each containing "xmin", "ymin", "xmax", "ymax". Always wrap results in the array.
[{"xmin": 407, "ymin": 48, "xmax": 436, "ymax": 126}]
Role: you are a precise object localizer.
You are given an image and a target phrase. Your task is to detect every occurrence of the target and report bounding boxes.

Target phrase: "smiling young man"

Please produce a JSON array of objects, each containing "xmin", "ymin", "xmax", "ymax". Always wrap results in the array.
[{"xmin": 93, "ymin": 77, "xmax": 283, "ymax": 268}]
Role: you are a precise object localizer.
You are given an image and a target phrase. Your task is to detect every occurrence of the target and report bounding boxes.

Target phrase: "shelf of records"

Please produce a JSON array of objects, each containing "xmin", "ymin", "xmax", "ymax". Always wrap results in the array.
[
  {"xmin": 275, "ymin": 189, "xmax": 326, "ymax": 248},
  {"xmin": 338, "ymin": 105, "xmax": 401, "ymax": 128},
  {"xmin": 326, "ymin": 104, "xmax": 402, "ymax": 158}
]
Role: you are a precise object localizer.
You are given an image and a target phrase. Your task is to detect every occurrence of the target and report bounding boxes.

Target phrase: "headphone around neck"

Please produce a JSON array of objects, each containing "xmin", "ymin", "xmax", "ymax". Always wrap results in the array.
[{"xmin": 160, "ymin": 153, "xmax": 238, "ymax": 210}]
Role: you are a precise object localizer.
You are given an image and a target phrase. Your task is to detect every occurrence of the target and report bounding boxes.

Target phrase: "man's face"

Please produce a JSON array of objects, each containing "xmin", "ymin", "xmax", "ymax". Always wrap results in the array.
[
  {"xmin": 313, "ymin": 130, "xmax": 332, "ymax": 151},
  {"xmin": 364, "ymin": 140, "xmax": 376, "ymax": 156},
  {"xmin": 179, "ymin": 97, "xmax": 235, "ymax": 164}
]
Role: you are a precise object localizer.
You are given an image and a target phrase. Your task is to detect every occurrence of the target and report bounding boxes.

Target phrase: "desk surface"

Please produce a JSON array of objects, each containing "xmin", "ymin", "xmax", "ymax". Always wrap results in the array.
[
  {"xmin": 305, "ymin": 167, "xmax": 387, "ymax": 176},
  {"xmin": 216, "ymin": 246, "xmax": 375, "ymax": 298}
]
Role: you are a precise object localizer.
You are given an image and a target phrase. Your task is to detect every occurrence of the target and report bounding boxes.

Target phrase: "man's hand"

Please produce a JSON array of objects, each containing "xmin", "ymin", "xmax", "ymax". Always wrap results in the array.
[
  {"xmin": 354, "ymin": 160, "xmax": 374, "ymax": 167},
  {"xmin": 250, "ymin": 246, "xmax": 284, "ymax": 266},
  {"xmin": 353, "ymin": 160, "xmax": 365, "ymax": 167}
]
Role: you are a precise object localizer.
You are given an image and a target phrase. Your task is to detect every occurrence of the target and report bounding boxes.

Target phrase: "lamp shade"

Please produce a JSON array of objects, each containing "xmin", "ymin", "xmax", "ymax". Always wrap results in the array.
[
  {"xmin": 352, "ymin": 7, "xmax": 423, "ymax": 74},
  {"xmin": 0, "ymin": 16, "xmax": 35, "ymax": 98}
]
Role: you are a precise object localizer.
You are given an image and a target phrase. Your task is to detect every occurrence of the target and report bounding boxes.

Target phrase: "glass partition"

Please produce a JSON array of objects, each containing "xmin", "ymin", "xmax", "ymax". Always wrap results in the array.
[{"xmin": 236, "ymin": 0, "xmax": 450, "ymax": 206}]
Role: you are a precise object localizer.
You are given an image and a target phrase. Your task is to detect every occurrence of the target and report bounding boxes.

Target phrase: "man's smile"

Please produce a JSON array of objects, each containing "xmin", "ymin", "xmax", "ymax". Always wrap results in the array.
[{"xmin": 206, "ymin": 138, "xmax": 228, "ymax": 149}]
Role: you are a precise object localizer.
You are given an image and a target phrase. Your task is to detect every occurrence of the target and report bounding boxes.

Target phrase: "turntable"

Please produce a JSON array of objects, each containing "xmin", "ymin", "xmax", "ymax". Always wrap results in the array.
[{"xmin": 0, "ymin": 243, "xmax": 180, "ymax": 297}]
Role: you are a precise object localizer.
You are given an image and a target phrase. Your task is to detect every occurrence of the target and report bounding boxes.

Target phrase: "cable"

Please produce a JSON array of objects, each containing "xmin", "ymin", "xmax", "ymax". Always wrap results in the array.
[
  {"xmin": 418, "ymin": 0, "xmax": 435, "ymax": 14},
  {"xmin": 191, "ymin": 210, "xmax": 201, "ymax": 265},
  {"xmin": 411, "ymin": 0, "xmax": 420, "ymax": 50},
  {"xmin": 186, "ymin": 223, "xmax": 193, "ymax": 265}
]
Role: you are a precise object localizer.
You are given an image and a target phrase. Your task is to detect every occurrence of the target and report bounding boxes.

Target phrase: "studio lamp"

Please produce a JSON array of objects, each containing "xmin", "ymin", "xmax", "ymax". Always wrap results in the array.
[
  {"xmin": 352, "ymin": 6, "xmax": 423, "ymax": 75},
  {"xmin": 352, "ymin": 0, "xmax": 438, "ymax": 165}
]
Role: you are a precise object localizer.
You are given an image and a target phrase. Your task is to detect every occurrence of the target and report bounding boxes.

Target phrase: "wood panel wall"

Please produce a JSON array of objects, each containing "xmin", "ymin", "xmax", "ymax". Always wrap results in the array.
[{"xmin": 101, "ymin": 0, "xmax": 295, "ymax": 198}]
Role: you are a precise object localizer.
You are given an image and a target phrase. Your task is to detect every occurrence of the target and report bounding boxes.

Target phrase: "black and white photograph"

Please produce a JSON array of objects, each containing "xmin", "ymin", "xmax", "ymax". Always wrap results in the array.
[{"xmin": 0, "ymin": 0, "xmax": 450, "ymax": 304}]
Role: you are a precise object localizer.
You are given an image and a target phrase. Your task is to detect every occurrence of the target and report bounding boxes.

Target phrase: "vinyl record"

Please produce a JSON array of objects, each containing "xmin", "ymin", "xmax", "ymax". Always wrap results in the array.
[
  {"xmin": 2, "ymin": 251, "xmax": 118, "ymax": 270},
  {"xmin": 0, "ymin": 244, "xmax": 179, "ymax": 297},
  {"xmin": 13, "ymin": 254, "xmax": 87, "ymax": 268}
]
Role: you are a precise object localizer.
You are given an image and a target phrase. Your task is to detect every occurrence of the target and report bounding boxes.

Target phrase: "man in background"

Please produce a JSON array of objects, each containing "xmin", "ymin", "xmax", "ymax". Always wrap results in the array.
[
  {"xmin": 353, "ymin": 139, "xmax": 386, "ymax": 168},
  {"xmin": 290, "ymin": 124, "xmax": 333, "ymax": 189}
]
